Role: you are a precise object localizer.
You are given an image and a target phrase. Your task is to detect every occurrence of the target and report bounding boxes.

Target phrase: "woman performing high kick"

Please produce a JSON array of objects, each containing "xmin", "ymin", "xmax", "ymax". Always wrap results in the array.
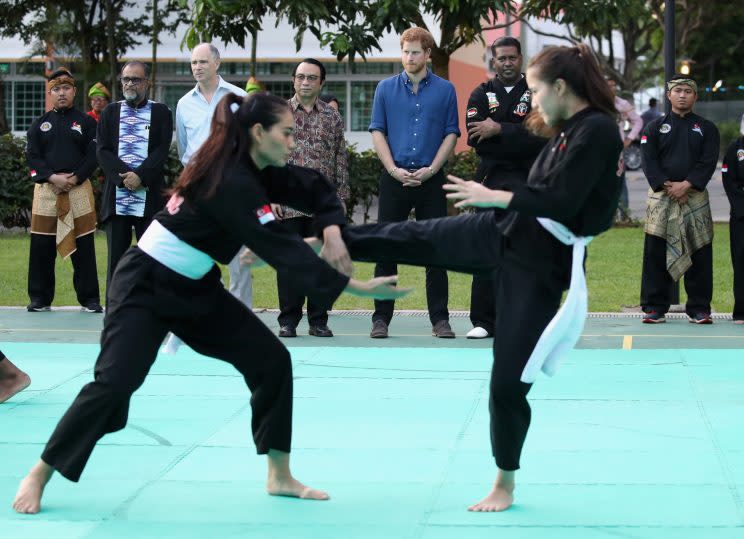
[
  {"xmin": 340, "ymin": 44, "xmax": 624, "ymax": 511},
  {"xmin": 13, "ymin": 92, "xmax": 407, "ymax": 514}
]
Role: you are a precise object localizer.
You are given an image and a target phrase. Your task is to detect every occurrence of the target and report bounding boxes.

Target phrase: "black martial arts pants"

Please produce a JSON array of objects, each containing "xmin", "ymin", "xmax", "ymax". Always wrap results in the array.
[
  {"xmin": 105, "ymin": 215, "xmax": 149, "ymax": 304},
  {"xmin": 469, "ymin": 168, "xmax": 527, "ymax": 332},
  {"xmin": 373, "ymin": 170, "xmax": 449, "ymax": 326},
  {"xmin": 640, "ymin": 234, "xmax": 713, "ymax": 316},
  {"xmin": 27, "ymin": 232, "xmax": 100, "ymax": 308},
  {"xmin": 731, "ymin": 216, "xmax": 744, "ymax": 321},
  {"xmin": 276, "ymin": 216, "xmax": 328, "ymax": 328},
  {"xmin": 41, "ymin": 248, "xmax": 293, "ymax": 482},
  {"xmin": 344, "ymin": 211, "xmax": 566, "ymax": 470}
]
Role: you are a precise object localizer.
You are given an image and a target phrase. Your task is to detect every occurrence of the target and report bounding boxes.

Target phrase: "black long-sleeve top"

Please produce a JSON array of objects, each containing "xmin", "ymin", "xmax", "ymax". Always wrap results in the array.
[
  {"xmin": 640, "ymin": 111, "xmax": 720, "ymax": 191},
  {"xmin": 26, "ymin": 107, "xmax": 98, "ymax": 184},
  {"xmin": 155, "ymin": 159, "xmax": 349, "ymax": 309},
  {"xmin": 466, "ymin": 76, "xmax": 546, "ymax": 175},
  {"xmin": 502, "ymin": 107, "xmax": 623, "ymax": 279},
  {"xmin": 96, "ymin": 100, "xmax": 173, "ymax": 223},
  {"xmin": 722, "ymin": 136, "xmax": 744, "ymax": 218}
]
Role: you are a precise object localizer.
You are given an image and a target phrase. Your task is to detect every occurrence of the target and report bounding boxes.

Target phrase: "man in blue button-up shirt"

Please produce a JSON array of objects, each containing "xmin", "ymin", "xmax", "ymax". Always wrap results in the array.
[
  {"xmin": 368, "ymin": 27, "xmax": 460, "ymax": 339},
  {"xmin": 175, "ymin": 43, "xmax": 252, "ymax": 309}
]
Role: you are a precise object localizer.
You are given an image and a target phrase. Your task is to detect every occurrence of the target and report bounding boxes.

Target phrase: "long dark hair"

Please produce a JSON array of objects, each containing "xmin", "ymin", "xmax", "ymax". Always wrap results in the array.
[
  {"xmin": 525, "ymin": 43, "xmax": 616, "ymax": 136},
  {"xmin": 174, "ymin": 91, "xmax": 290, "ymax": 201}
]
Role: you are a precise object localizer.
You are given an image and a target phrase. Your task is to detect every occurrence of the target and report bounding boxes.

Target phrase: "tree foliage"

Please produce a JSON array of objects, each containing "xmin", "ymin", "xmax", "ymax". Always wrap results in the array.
[
  {"xmin": 0, "ymin": 0, "xmax": 189, "ymax": 95},
  {"xmin": 186, "ymin": 0, "xmax": 515, "ymax": 80}
]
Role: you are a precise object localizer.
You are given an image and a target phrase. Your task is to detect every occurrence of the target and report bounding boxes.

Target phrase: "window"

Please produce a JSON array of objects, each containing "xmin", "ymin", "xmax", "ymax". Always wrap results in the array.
[
  {"xmin": 262, "ymin": 80, "xmax": 293, "ymax": 99},
  {"xmin": 160, "ymin": 84, "xmax": 196, "ymax": 123},
  {"xmin": 351, "ymin": 62, "xmax": 397, "ymax": 75},
  {"xmin": 350, "ymin": 81, "xmax": 378, "ymax": 131},
  {"xmin": 9, "ymin": 81, "xmax": 46, "ymax": 131},
  {"xmin": 321, "ymin": 80, "xmax": 347, "ymax": 123}
]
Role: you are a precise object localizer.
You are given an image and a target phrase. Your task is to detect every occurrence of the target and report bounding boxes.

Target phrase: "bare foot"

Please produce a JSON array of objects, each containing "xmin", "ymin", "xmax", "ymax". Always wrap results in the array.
[
  {"xmin": 468, "ymin": 469, "xmax": 515, "ymax": 512},
  {"xmin": 267, "ymin": 476, "xmax": 330, "ymax": 500},
  {"xmin": 468, "ymin": 485, "xmax": 514, "ymax": 512},
  {"xmin": 0, "ymin": 372, "xmax": 31, "ymax": 404},
  {"xmin": 13, "ymin": 460, "xmax": 54, "ymax": 514}
]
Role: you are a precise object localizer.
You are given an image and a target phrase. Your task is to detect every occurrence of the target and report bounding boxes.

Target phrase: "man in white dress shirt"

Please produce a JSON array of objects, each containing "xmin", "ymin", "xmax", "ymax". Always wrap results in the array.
[{"xmin": 176, "ymin": 43, "xmax": 252, "ymax": 308}]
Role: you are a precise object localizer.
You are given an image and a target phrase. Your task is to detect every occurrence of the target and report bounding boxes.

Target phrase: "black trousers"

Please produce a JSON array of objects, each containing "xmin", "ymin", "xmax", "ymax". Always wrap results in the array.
[
  {"xmin": 373, "ymin": 170, "xmax": 449, "ymax": 325},
  {"xmin": 27, "ymin": 232, "xmax": 100, "ymax": 307},
  {"xmin": 41, "ymin": 248, "xmax": 293, "ymax": 482},
  {"xmin": 105, "ymin": 215, "xmax": 150, "ymax": 304},
  {"xmin": 469, "ymin": 168, "xmax": 528, "ymax": 331},
  {"xmin": 640, "ymin": 234, "xmax": 713, "ymax": 316},
  {"xmin": 731, "ymin": 216, "xmax": 744, "ymax": 321},
  {"xmin": 276, "ymin": 216, "xmax": 328, "ymax": 328},
  {"xmin": 344, "ymin": 211, "xmax": 565, "ymax": 470}
]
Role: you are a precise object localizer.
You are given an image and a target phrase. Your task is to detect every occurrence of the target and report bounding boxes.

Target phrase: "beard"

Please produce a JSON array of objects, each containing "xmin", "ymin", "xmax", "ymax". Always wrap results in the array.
[{"xmin": 124, "ymin": 90, "xmax": 141, "ymax": 105}]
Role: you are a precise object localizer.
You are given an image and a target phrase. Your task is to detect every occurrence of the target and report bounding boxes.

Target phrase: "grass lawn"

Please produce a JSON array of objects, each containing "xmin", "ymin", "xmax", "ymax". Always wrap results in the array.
[{"xmin": 0, "ymin": 224, "xmax": 736, "ymax": 312}]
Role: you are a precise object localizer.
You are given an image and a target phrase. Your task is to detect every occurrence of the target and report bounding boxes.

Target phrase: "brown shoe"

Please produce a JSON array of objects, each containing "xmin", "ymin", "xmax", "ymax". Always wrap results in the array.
[
  {"xmin": 432, "ymin": 320, "xmax": 455, "ymax": 338},
  {"xmin": 370, "ymin": 320, "xmax": 388, "ymax": 338}
]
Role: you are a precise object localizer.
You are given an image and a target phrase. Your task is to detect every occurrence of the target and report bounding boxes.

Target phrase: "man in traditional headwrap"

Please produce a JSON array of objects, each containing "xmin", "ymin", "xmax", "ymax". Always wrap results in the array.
[
  {"xmin": 87, "ymin": 82, "xmax": 111, "ymax": 122},
  {"xmin": 26, "ymin": 67, "xmax": 102, "ymax": 313},
  {"xmin": 639, "ymin": 75, "xmax": 719, "ymax": 324}
]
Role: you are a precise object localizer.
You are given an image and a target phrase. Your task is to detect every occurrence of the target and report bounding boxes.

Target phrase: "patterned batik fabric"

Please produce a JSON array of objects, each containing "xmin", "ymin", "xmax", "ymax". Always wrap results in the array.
[
  {"xmin": 644, "ymin": 187, "xmax": 714, "ymax": 281},
  {"xmin": 116, "ymin": 100, "xmax": 152, "ymax": 217},
  {"xmin": 281, "ymin": 97, "xmax": 349, "ymax": 219}
]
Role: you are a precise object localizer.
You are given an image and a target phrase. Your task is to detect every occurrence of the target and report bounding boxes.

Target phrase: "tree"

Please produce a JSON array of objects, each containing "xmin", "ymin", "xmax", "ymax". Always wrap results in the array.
[
  {"xmin": 0, "ymin": 0, "xmax": 188, "ymax": 100},
  {"xmin": 676, "ymin": 1, "xmax": 744, "ymax": 88},
  {"xmin": 186, "ymin": 1, "xmax": 515, "ymax": 80},
  {"xmin": 516, "ymin": 0, "xmax": 744, "ymax": 96}
]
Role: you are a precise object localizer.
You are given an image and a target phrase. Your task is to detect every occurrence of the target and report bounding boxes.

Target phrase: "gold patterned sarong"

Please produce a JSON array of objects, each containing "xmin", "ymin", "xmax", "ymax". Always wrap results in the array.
[
  {"xmin": 644, "ymin": 188, "xmax": 713, "ymax": 281},
  {"xmin": 30, "ymin": 180, "xmax": 97, "ymax": 259}
]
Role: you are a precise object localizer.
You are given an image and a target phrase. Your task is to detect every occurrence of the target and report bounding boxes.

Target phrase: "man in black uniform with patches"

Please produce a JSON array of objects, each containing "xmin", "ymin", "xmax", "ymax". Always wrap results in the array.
[
  {"xmin": 640, "ymin": 75, "xmax": 719, "ymax": 324},
  {"xmin": 464, "ymin": 37, "xmax": 546, "ymax": 338},
  {"xmin": 26, "ymin": 68, "xmax": 102, "ymax": 313},
  {"xmin": 721, "ymin": 115, "xmax": 744, "ymax": 324}
]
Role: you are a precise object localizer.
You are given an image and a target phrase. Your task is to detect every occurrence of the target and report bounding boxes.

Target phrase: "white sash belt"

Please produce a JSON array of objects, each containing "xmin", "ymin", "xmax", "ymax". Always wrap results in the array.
[
  {"xmin": 138, "ymin": 220, "xmax": 214, "ymax": 355},
  {"xmin": 520, "ymin": 218, "xmax": 593, "ymax": 383},
  {"xmin": 138, "ymin": 220, "xmax": 214, "ymax": 279}
]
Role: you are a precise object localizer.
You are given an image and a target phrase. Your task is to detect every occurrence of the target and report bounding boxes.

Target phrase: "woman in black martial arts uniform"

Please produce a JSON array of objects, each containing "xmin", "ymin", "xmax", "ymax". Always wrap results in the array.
[
  {"xmin": 341, "ymin": 44, "xmax": 624, "ymax": 512},
  {"xmin": 13, "ymin": 92, "xmax": 407, "ymax": 514}
]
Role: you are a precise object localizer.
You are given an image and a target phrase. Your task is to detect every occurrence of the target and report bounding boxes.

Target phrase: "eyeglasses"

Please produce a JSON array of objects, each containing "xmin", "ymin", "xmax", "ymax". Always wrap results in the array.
[
  {"xmin": 294, "ymin": 74, "xmax": 320, "ymax": 82},
  {"xmin": 119, "ymin": 76, "xmax": 146, "ymax": 86}
]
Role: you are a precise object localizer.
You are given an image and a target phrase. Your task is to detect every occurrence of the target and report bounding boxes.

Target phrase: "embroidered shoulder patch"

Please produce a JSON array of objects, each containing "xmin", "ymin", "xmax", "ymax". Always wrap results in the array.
[
  {"xmin": 640, "ymin": 135, "xmax": 648, "ymax": 144},
  {"xmin": 256, "ymin": 204, "xmax": 276, "ymax": 225},
  {"xmin": 737, "ymin": 149, "xmax": 744, "ymax": 161},
  {"xmin": 466, "ymin": 107, "xmax": 478, "ymax": 118},
  {"xmin": 40, "ymin": 122, "xmax": 52, "ymax": 132},
  {"xmin": 513, "ymin": 102, "xmax": 528, "ymax": 117}
]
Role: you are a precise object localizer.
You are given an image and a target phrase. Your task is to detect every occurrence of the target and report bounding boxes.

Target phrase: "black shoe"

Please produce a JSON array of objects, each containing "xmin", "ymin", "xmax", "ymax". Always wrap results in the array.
[
  {"xmin": 27, "ymin": 303, "xmax": 51, "ymax": 312},
  {"xmin": 309, "ymin": 325, "xmax": 333, "ymax": 337},
  {"xmin": 278, "ymin": 325, "xmax": 297, "ymax": 338},
  {"xmin": 81, "ymin": 303, "xmax": 104, "ymax": 313},
  {"xmin": 370, "ymin": 320, "xmax": 388, "ymax": 338},
  {"xmin": 432, "ymin": 320, "xmax": 455, "ymax": 338}
]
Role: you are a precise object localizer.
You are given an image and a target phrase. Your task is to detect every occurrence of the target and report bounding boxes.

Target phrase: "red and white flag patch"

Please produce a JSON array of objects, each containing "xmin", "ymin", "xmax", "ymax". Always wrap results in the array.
[
  {"xmin": 256, "ymin": 204, "xmax": 276, "ymax": 225},
  {"xmin": 722, "ymin": 165, "xmax": 728, "ymax": 173},
  {"xmin": 30, "ymin": 169, "xmax": 37, "ymax": 178},
  {"xmin": 640, "ymin": 135, "xmax": 647, "ymax": 144},
  {"xmin": 466, "ymin": 107, "xmax": 478, "ymax": 118}
]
